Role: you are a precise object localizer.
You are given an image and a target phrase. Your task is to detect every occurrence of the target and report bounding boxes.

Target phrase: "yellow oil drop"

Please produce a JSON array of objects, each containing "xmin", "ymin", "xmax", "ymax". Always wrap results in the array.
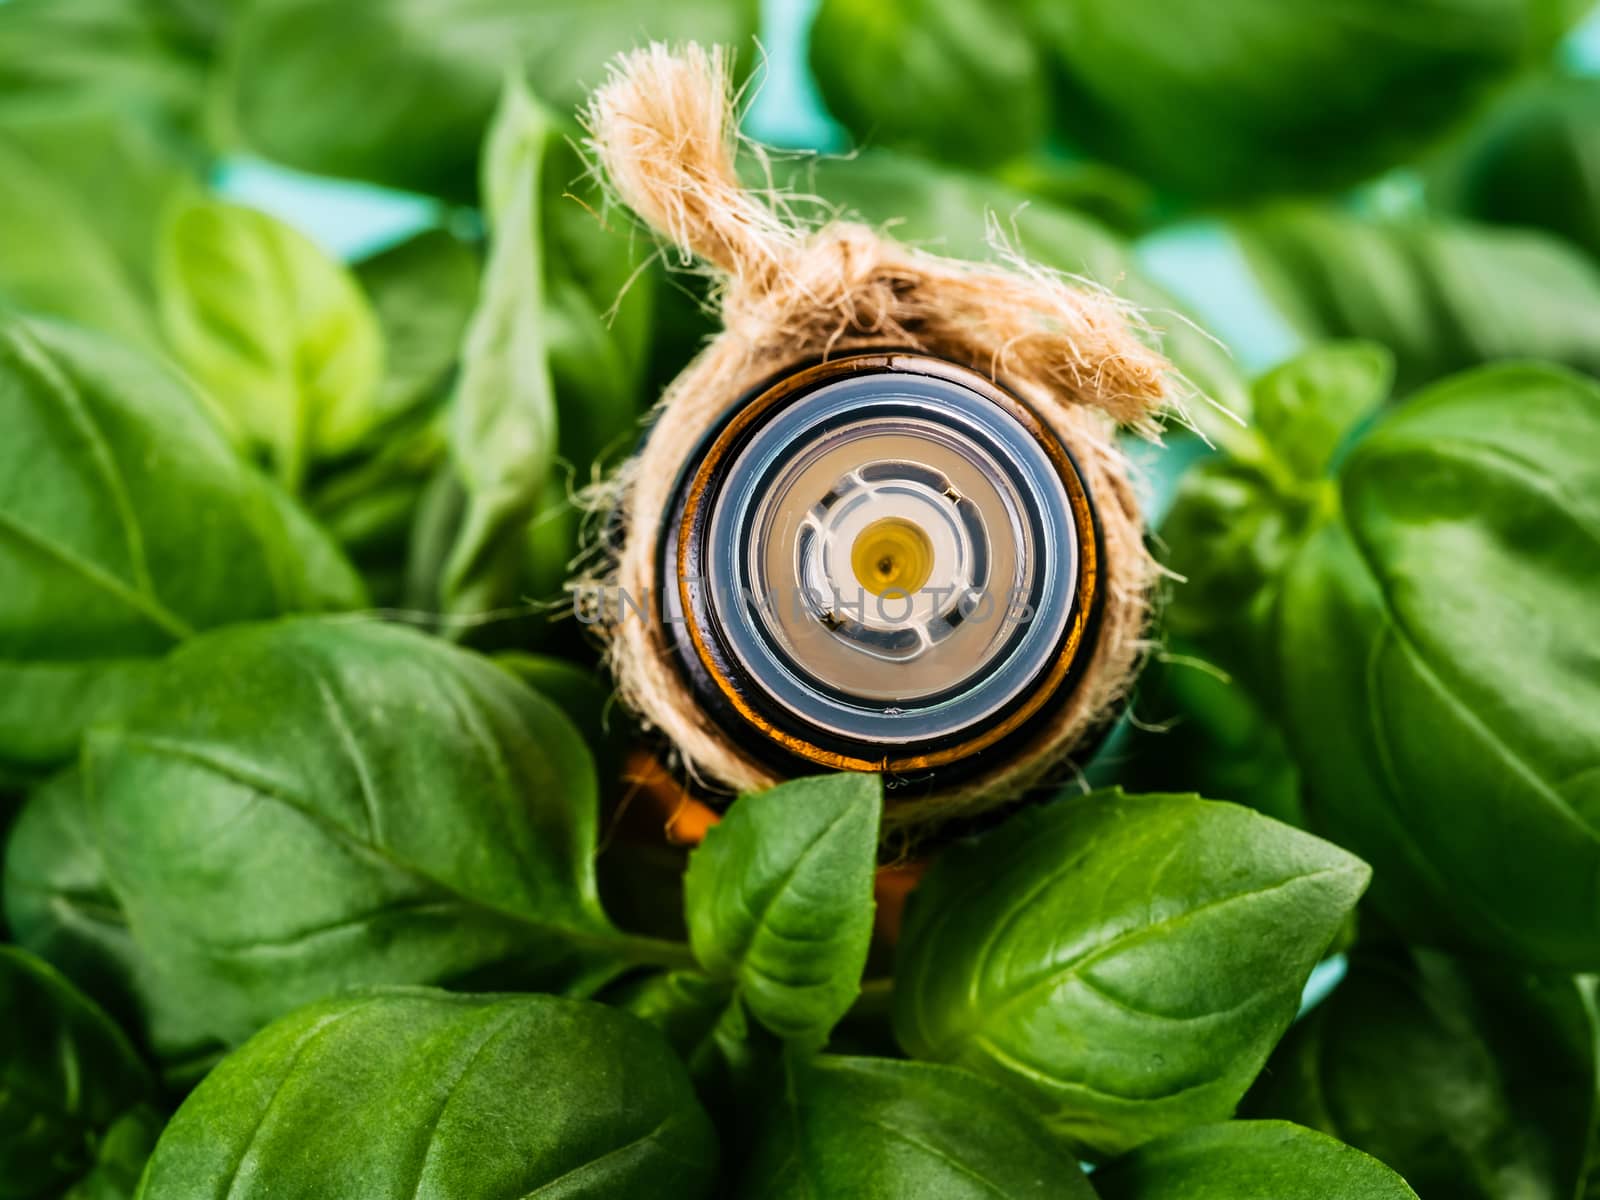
[{"xmin": 850, "ymin": 517, "xmax": 934, "ymax": 597}]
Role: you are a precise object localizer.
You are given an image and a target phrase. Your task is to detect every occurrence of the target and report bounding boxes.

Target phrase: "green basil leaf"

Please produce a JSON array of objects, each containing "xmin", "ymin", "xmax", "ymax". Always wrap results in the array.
[
  {"xmin": 1160, "ymin": 461, "xmax": 1320, "ymax": 694},
  {"xmin": 144, "ymin": 0, "xmax": 243, "ymax": 52},
  {"xmin": 0, "ymin": 0, "xmax": 203, "ymax": 138},
  {"xmin": 0, "ymin": 103, "xmax": 199, "ymax": 309},
  {"xmin": 305, "ymin": 410, "xmax": 448, "ymax": 608},
  {"xmin": 80, "ymin": 617, "xmax": 618, "ymax": 1046},
  {"xmin": 222, "ymin": 0, "xmax": 757, "ymax": 198},
  {"xmin": 737, "ymin": 1054, "xmax": 1098, "ymax": 1199},
  {"xmin": 1252, "ymin": 342, "xmax": 1392, "ymax": 480},
  {"xmin": 437, "ymin": 74, "xmax": 651, "ymax": 630},
  {"xmin": 438, "ymin": 77, "xmax": 562, "ymax": 625},
  {"xmin": 1093, "ymin": 1121, "xmax": 1420, "ymax": 1200},
  {"xmin": 809, "ymin": 0, "xmax": 1048, "ymax": 169},
  {"xmin": 1237, "ymin": 207, "xmax": 1600, "ymax": 392},
  {"xmin": 684, "ymin": 774, "xmax": 880, "ymax": 1044},
  {"xmin": 0, "ymin": 141, "xmax": 163, "ymax": 349},
  {"xmin": 400, "ymin": 462, "xmax": 465, "ymax": 612},
  {"xmin": 1245, "ymin": 947, "xmax": 1596, "ymax": 1200},
  {"xmin": 353, "ymin": 228, "xmax": 481, "ymax": 420},
  {"xmin": 158, "ymin": 198, "xmax": 386, "ymax": 491},
  {"xmin": 5, "ymin": 772, "xmax": 130, "ymax": 1006},
  {"xmin": 800, "ymin": 150, "xmax": 1249, "ymax": 439},
  {"xmin": 0, "ymin": 946, "xmax": 156, "ymax": 1197},
  {"xmin": 137, "ymin": 989, "xmax": 720, "ymax": 1199},
  {"xmin": 301, "ymin": 226, "xmax": 479, "ymax": 599},
  {"xmin": 4, "ymin": 770, "xmax": 223, "ymax": 1074},
  {"xmin": 1160, "ymin": 343, "xmax": 1391, "ymax": 692},
  {"xmin": 1023, "ymin": 0, "xmax": 1573, "ymax": 202},
  {"xmin": 1433, "ymin": 76, "xmax": 1600, "ymax": 260},
  {"xmin": 0, "ymin": 316, "xmax": 365, "ymax": 777},
  {"xmin": 993, "ymin": 157, "xmax": 1165, "ymax": 238},
  {"xmin": 303, "ymin": 230, "xmax": 476, "ymax": 601},
  {"xmin": 243, "ymin": 224, "xmax": 470, "ymax": 604},
  {"xmin": 1275, "ymin": 362, "xmax": 1600, "ymax": 967},
  {"xmin": 217, "ymin": 227, "xmax": 469, "ymax": 606},
  {"xmin": 893, "ymin": 789, "xmax": 1370, "ymax": 1158},
  {"xmin": 540, "ymin": 186, "xmax": 653, "ymax": 480}
]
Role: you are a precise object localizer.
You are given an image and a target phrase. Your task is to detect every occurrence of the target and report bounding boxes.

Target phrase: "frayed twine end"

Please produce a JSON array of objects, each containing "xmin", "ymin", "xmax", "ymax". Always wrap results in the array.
[
  {"xmin": 586, "ymin": 42, "xmax": 1188, "ymax": 430},
  {"xmin": 585, "ymin": 43, "xmax": 797, "ymax": 276}
]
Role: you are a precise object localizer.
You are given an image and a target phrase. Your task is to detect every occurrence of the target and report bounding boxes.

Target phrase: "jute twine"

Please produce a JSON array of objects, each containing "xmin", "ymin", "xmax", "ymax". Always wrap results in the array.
[{"xmin": 580, "ymin": 44, "xmax": 1184, "ymax": 833}]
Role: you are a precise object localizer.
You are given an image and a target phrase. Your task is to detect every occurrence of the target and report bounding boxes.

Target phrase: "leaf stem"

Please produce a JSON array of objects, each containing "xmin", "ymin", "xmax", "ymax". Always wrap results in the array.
[{"xmin": 570, "ymin": 928, "xmax": 699, "ymax": 971}]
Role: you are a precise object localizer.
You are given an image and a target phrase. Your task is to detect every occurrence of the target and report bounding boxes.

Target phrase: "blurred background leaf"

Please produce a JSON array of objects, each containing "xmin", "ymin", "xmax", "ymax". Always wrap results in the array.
[
  {"xmin": 1119, "ymin": 659, "xmax": 1306, "ymax": 830},
  {"xmin": 219, "ymin": 0, "xmax": 759, "ymax": 199},
  {"xmin": 1431, "ymin": 74, "xmax": 1600, "ymax": 258},
  {"xmin": 0, "ymin": 108, "xmax": 199, "ymax": 301},
  {"xmin": 297, "ymin": 230, "xmax": 480, "ymax": 605},
  {"xmin": 1236, "ymin": 206, "xmax": 1600, "ymax": 392},
  {"xmin": 1024, "ymin": 0, "xmax": 1582, "ymax": 203},
  {"xmin": 809, "ymin": 0, "xmax": 1048, "ymax": 169},
  {"xmin": 0, "ymin": 946, "xmax": 157, "ymax": 1197},
  {"xmin": 807, "ymin": 0, "xmax": 1593, "ymax": 206},
  {"xmin": 0, "ymin": 0, "xmax": 205, "ymax": 137},
  {"xmin": 417, "ymin": 75, "xmax": 655, "ymax": 643},
  {"xmin": 157, "ymin": 197, "xmax": 387, "ymax": 489},
  {"xmin": 352, "ymin": 229, "xmax": 482, "ymax": 419},
  {"xmin": 0, "ymin": 143, "xmax": 166, "ymax": 350}
]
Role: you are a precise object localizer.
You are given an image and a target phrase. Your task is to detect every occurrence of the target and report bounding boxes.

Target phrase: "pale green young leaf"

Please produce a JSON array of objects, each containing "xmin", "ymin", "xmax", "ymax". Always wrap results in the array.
[
  {"xmin": 1251, "ymin": 340, "xmax": 1392, "ymax": 479},
  {"xmin": 438, "ymin": 76, "xmax": 561, "ymax": 623},
  {"xmin": 158, "ymin": 197, "xmax": 385, "ymax": 490}
]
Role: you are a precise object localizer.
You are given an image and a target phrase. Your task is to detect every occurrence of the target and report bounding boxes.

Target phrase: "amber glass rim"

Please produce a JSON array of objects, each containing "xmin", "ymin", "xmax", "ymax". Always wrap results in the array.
[{"xmin": 657, "ymin": 351, "xmax": 1105, "ymax": 785}]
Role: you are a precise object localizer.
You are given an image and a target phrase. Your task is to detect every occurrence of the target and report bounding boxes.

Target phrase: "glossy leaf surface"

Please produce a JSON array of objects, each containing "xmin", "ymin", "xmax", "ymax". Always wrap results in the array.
[{"xmin": 894, "ymin": 790, "xmax": 1369, "ymax": 1157}]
